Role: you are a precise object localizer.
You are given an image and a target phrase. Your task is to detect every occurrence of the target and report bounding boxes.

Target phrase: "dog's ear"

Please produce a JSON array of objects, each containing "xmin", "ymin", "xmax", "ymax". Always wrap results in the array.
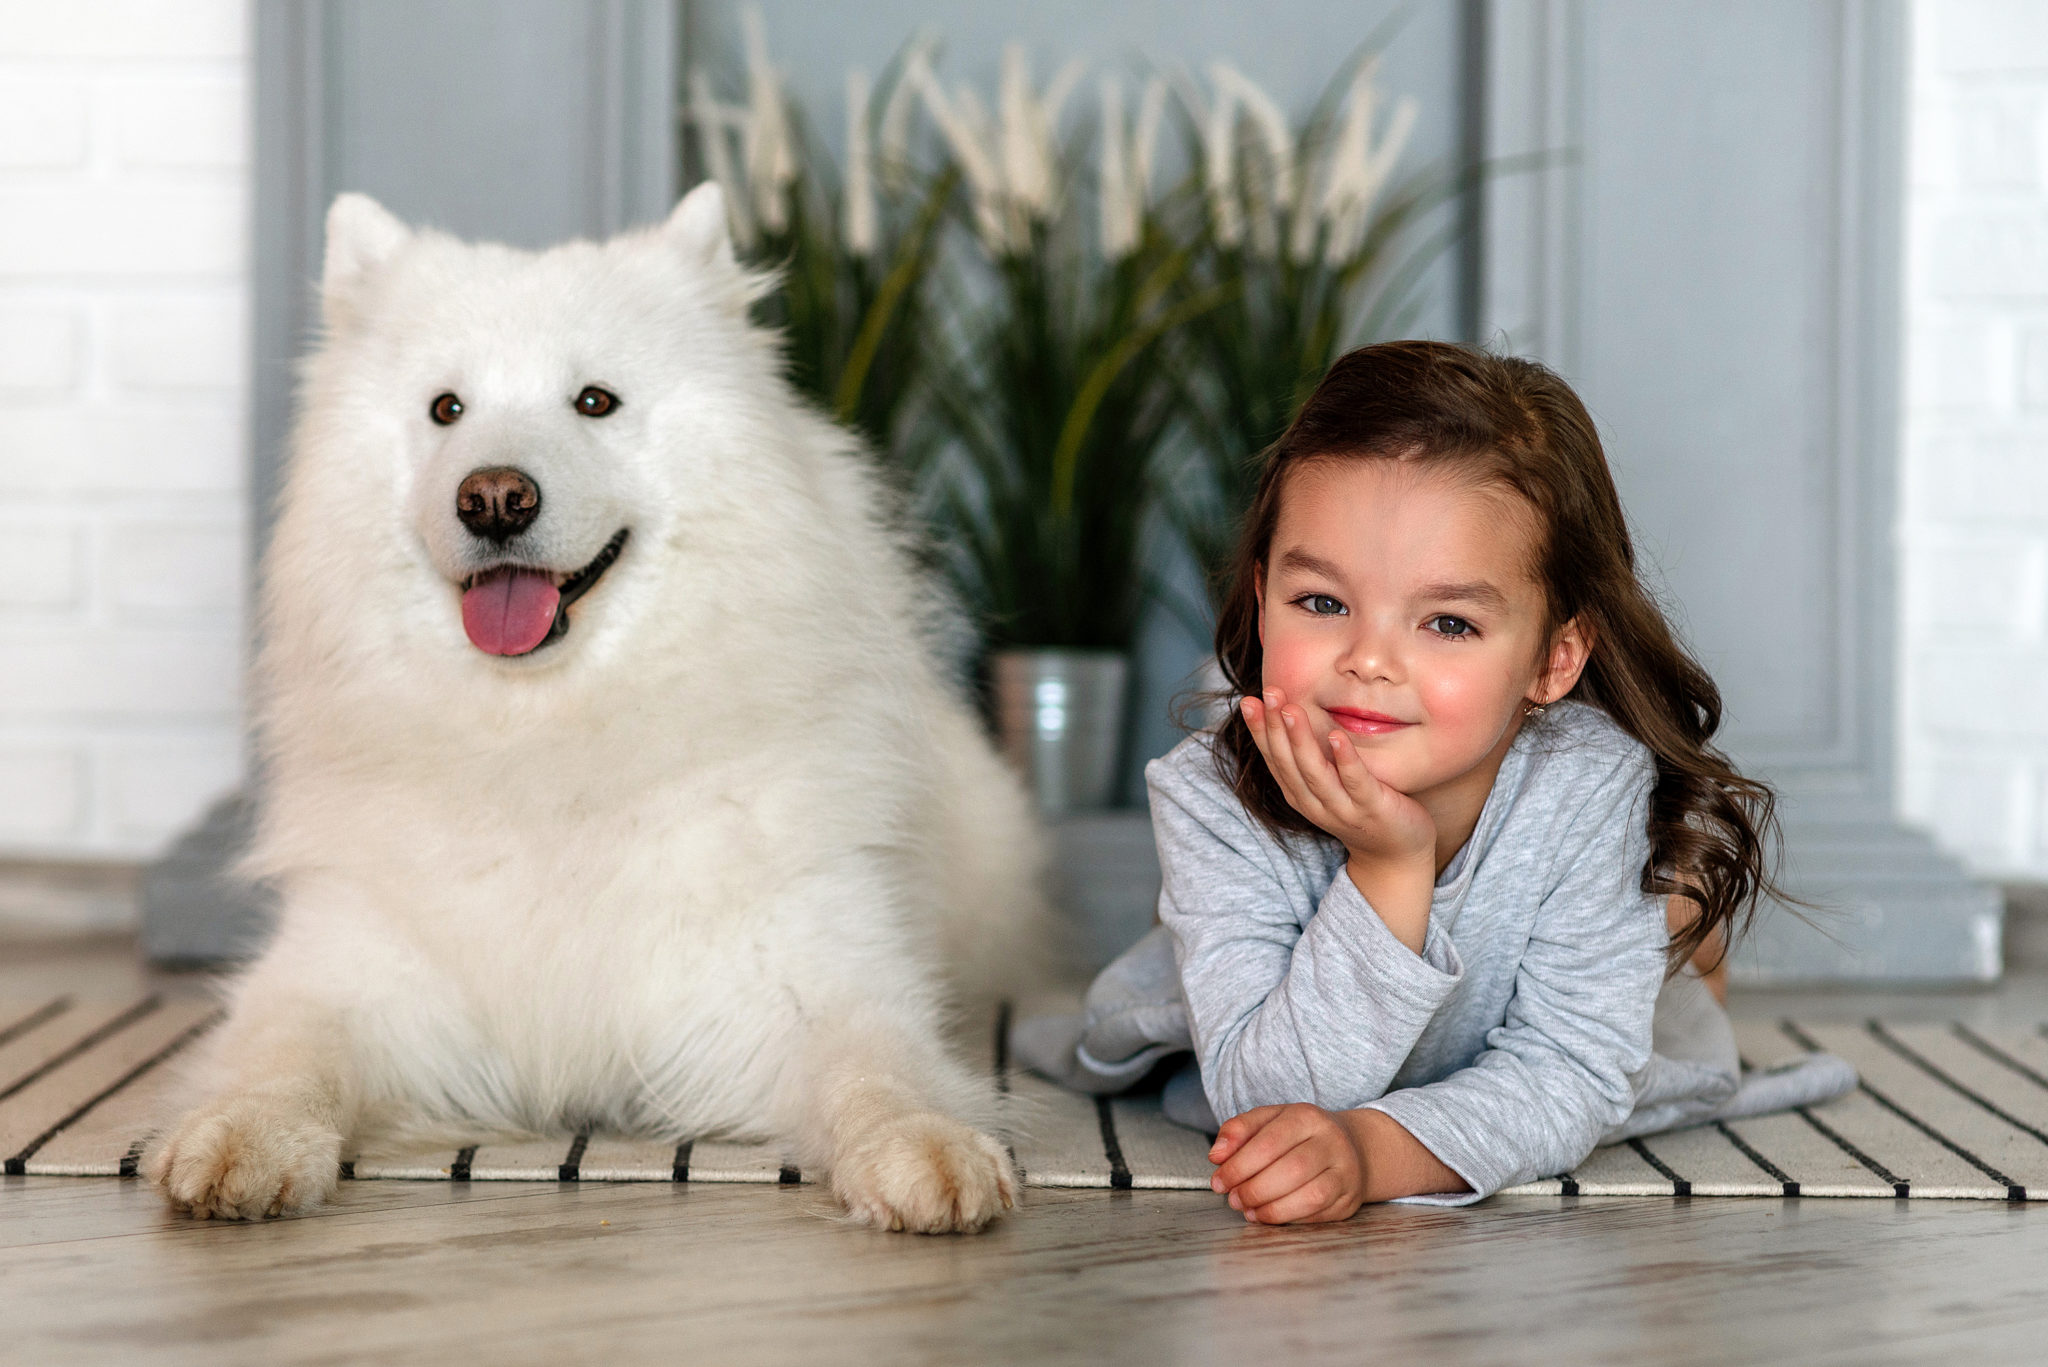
[
  {"xmin": 663, "ymin": 182, "xmax": 740, "ymax": 278},
  {"xmin": 322, "ymin": 193, "xmax": 411, "ymax": 321}
]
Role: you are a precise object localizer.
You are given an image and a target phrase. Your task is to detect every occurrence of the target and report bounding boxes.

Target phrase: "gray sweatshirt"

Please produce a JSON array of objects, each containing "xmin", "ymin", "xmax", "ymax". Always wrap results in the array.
[{"xmin": 1012, "ymin": 700, "xmax": 1857, "ymax": 1204}]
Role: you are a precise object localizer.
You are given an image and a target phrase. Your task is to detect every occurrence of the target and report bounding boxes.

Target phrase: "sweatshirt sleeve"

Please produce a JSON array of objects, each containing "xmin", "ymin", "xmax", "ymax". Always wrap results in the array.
[
  {"xmin": 1361, "ymin": 750, "xmax": 1667, "ymax": 1204},
  {"xmin": 1148, "ymin": 745, "xmax": 1466, "ymax": 1123}
]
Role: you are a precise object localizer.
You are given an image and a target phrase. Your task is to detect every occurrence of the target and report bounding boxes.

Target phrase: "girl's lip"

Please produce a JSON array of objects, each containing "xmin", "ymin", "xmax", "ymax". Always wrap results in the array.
[{"xmin": 1326, "ymin": 707, "xmax": 1413, "ymax": 735}]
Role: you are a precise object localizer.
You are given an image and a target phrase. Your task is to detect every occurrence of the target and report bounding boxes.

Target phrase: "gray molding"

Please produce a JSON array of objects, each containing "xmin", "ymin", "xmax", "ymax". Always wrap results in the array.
[
  {"xmin": 250, "ymin": 1, "xmax": 326, "ymax": 568},
  {"xmin": 595, "ymin": 0, "xmax": 683, "ymax": 234},
  {"xmin": 1478, "ymin": 0, "xmax": 1581, "ymax": 371},
  {"xmin": 1479, "ymin": 0, "xmax": 1998, "ymax": 981}
]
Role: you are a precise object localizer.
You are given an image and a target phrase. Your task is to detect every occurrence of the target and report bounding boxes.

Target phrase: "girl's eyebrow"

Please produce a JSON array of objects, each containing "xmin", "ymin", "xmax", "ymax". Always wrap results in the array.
[
  {"xmin": 1417, "ymin": 580, "xmax": 1509, "ymax": 612},
  {"xmin": 1274, "ymin": 548, "xmax": 1346, "ymax": 580},
  {"xmin": 1274, "ymin": 551, "xmax": 1511, "ymax": 612}
]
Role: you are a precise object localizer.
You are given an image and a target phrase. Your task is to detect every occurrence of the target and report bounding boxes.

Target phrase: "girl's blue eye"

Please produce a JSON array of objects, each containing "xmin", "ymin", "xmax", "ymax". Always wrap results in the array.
[
  {"xmin": 1429, "ymin": 615, "xmax": 1475, "ymax": 638},
  {"xmin": 1298, "ymin": 594, "xmax": 1345, "ymax": 616}
]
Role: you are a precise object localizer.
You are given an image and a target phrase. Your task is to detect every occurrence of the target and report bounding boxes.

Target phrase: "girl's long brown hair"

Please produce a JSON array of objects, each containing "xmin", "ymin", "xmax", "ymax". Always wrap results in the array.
[{"xmin": 1206, "ymin": 340, "xmax": 1782, "ymax": 973}]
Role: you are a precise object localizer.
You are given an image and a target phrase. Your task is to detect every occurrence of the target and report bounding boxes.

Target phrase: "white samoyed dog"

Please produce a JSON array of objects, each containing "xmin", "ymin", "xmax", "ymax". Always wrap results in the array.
[{"xmin": 144, "ymin": 185, "xmax": 1051, "ymax": 1233}]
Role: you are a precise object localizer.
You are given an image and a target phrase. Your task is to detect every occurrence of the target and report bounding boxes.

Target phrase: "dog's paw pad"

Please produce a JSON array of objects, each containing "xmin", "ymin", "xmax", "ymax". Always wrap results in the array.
[
  {"xmin": 145, "ymin": 1096, "xmax": 342, "ymax": 1221},
  {"xmin": 832, "ymin": 1113, "xmax": 1017, "ymax": 1234}
]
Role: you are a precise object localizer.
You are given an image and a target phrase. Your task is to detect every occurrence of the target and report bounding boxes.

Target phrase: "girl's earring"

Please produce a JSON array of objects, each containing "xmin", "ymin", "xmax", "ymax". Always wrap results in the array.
[{"xmin": 1522, "ymin": 699, "xmax": 1549, "ymax": 720}]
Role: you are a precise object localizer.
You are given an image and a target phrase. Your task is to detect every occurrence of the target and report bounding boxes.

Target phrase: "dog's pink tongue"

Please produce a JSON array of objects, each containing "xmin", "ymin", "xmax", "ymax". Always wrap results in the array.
[{"xmin": 461, "ymin": 568, "xmax": 560, "ymax": 656}]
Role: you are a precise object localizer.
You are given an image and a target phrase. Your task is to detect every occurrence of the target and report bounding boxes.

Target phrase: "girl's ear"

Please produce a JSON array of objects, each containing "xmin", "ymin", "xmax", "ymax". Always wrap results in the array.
[{"xmin": 1533, "ymin": 616, "xmax": 1594, "ymax": 704}]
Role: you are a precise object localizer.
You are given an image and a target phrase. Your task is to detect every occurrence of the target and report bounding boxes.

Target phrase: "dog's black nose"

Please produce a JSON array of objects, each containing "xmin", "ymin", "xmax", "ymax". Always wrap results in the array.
[{"xmin": 456, "ymin": 467, "xmax": 542, "ymax": 543}]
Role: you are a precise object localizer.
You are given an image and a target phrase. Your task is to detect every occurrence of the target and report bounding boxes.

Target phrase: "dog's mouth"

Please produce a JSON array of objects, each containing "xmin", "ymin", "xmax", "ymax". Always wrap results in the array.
[{"xmin": 459, "ymin": 528, "xmax": 630, "ymax": 657}]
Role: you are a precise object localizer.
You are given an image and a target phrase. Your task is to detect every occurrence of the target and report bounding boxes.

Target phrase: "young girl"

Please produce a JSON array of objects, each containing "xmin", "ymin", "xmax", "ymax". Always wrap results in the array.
[{"xmin": 1014, "ymin": 340, "xmax": 1855, "ymax": 1222}]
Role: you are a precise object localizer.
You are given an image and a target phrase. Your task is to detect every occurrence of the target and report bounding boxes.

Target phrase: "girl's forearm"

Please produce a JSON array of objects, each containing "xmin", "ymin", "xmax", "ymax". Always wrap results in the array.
[
  {"xmin": 1340, "ymin": 1106, "xmax": 1470, "ymax": 1202},
  {"xmin": 1343, "ymin": 852, "xmax": 1435, "ymax": 955}
]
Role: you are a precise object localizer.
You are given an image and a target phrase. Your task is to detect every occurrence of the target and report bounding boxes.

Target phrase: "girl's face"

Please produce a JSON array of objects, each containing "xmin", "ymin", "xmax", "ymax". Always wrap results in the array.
[{"xmin": 1257, "ymin": 459, "xmax": 1587, "ymax": 808}]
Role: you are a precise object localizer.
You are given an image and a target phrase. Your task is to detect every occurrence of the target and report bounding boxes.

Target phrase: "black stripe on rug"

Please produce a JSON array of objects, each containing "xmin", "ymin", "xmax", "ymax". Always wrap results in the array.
[
  {"xmin": 118, "ymin": 1138, "xmax": 147, "ymax": 1178},
  {"xmin": 1559, "ymin": 1174, "xmax": 1580, "ymax": 1196},
  {"xmin": 3, "ymin": 1006, "xmax": 217, "ymax": 1176},
  {"xmin": 1949, "ymin": 1023, "xmax": 2048, "ymax": 1096},
  {"xmin": 449, "ymin": 1146, "xmax": 476, "ymax": 1181},
  {"xmin": 993, "ymin": 1000, "xmax": 1012, "ymax": 1096},
  {"xmin": 777, "ymin": 1164, "xmax": 801, "ymax": 1184},
  {"xmin": 339, "ymin": 1160, "xmax": 356, "ymax": 1180},
  {"xmin": 0, "ymin": 996, "xmax": 160, "ymax": 1107},
  {"xmin": 672, "ymin": 1140, "xmax": 692, "ymax": 1182},
  {"xmin": 1095, "ymin": 1096, "xmax": 1132, "ymax": 1189},
  {"xmin": 1626, "ymin": 1138, "xmax": 1689, "ymax": 1196},
  {"xmin": 558, "ymin": 1133, "xmax": 589, "ymax": 1181},
  {"xmin": 1783, "ymin": 1021, "xmax": 2021, "ymax": 1200},
  {"xmin": 993, "ymin": 1000, "xmax": 1020, "ymax": 1173},
  {"xmin": 1714, "ymin": 1120, "xmax": 1798, "ymax": 1196},
  {"xmin": 1793, "ymin": 1104, "xmax": 1908, "ymax": 1196},
  {"xmin": 0, "ymin": 996, "xmax": 72, "ymax": 1051},
  {"xmin": 1868, "ymin": 1021, "xmax": 2048, "ymax": 1159}
]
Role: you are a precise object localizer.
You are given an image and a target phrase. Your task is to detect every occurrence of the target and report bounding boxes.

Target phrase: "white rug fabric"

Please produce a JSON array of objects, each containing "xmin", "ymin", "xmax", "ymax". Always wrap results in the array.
[{"xmin": 5, "ymin": 995, "xmax": 2047, "ymax": 1200}]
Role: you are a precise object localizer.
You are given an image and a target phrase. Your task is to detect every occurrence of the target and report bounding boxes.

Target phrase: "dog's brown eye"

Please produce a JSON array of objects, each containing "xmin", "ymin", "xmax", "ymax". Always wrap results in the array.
[
  {"xmin": 430, "ymin": 392, "xmax": 464, "ymax": 425},
  {"xmin": 575, "ymin": 386, "xmax": 618, "ymax": 418}
]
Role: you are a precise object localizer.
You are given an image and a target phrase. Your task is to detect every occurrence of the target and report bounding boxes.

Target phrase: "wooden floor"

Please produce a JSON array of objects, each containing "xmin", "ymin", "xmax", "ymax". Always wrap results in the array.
[{"xmin": 7, "ymin": 933, "xmax": 2048, "ymax": 1367}]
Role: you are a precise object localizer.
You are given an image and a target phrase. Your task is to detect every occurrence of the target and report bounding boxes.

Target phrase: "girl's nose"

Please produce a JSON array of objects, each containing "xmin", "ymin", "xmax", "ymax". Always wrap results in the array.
[{"xmin": 1335, "ymin": 617, "xmax": 1403, "ymax": 683}]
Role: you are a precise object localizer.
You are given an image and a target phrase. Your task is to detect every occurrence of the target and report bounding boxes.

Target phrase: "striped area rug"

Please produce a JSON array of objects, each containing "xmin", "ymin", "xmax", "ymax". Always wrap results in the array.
[{"xmin": 5, "ymin": 995, "xmax": 2048, "ymax": 1200}]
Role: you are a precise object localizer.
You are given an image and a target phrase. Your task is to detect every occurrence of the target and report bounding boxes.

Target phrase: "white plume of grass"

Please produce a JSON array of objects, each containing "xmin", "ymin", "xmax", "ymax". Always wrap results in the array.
[
  {"xmin": 739, "ymin": 7, "xmax": 798, "ymax": 237},
  {"xmin": 1188, "ymin": 59, "xmax": 1420, "ymax": 266},
  {"xmin": 911, "ymin": 44, "xmax": 1083, "ymax": 255},
  {"xmin": 877, "ymin": 35, "xmax": 937, "ymax": 192},
  {"xmin": 904, "ymin": 48, "xmax": 1003, "ymax": 249},
  {"xmin": 1132, "ymin": 76, "xmax": 1167, "ymax": 201},
  {"xmin": 1191, "ymin": 73, "xmax": 1242, "ymax": 248},
  {"xmin": 999, "ymin": 45, "xmax": 1084, "ymax": 228},
  {"xmin": 687, "ymin": 67, "xmax": 754, "ymax": 249},
  {"xmin": 844, "ymin": 69, "xmax": 878, "ymax": 258},
  {"xmin": 1097, "ymin": 75, "xmax": 1168, "ymax": 261},
  {"xmin": 1210, "ymin": 63, "xmax": 1294, "ymax": 258},
  {"xmin": 1097, "ymin": 78, "xmax": 1134, "ymax": 259},
  {"xmin": 1314, "ymin": 59, "xmax": 1419, "ymax": 265}
]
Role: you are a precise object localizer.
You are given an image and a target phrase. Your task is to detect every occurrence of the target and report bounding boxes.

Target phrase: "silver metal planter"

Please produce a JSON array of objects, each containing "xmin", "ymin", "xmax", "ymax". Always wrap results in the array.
[{"xmin": 990, "ymin": 648, "xmax": 1130, "ymax": 815}]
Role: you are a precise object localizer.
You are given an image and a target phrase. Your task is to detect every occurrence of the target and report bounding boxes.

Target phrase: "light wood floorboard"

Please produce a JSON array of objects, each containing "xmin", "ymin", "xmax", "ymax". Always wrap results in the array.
[{"xmin": 6, "ymin": 935, "xmax": 2048, "ymax": 1366}]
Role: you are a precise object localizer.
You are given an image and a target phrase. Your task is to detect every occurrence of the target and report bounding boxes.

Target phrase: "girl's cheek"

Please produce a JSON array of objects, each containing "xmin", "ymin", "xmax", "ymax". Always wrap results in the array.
[
  {"xmin": 1415, "ymin": 658, "xmax": 1518, "ymax": 740},
  {"xmin": 1259, "ymin": 627, "xmax": 1321, "ymax": 697}
]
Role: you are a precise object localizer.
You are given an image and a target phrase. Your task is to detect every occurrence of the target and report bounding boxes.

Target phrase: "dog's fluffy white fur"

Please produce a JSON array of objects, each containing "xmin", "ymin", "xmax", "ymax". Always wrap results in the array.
[{"xmin": 145, "ymin": 186, "xmax": 1050, "ymax": 1233}]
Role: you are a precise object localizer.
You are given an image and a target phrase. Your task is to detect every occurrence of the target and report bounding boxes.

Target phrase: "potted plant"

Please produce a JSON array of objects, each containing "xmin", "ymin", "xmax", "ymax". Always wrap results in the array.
[{"xmin": 913, "ymin": 49, "xmax": 1221, "ymax": 813}]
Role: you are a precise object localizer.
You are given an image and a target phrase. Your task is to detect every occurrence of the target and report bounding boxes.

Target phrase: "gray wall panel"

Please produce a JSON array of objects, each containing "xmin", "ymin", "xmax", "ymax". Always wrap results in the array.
[{"xmin": 1578, "ymin": 1, "xmax": 1846, "ymax": 761}]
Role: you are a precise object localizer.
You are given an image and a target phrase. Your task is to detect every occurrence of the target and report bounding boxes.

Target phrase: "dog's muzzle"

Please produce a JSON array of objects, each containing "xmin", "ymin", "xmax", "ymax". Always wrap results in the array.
[{"xmin": 459, "ymin": 528, "xmax": 630, "ymax": 656}]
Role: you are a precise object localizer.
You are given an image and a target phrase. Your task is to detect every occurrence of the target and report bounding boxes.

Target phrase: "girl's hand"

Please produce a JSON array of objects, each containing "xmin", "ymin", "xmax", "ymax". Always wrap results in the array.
[
  {"xmin": 1208, "ymin": 1103, "xmax": 1368, "ymax": 1224},
  {"xmin": 1239, "ymin": 690, "xmax": 1436, "ymax": 867}
]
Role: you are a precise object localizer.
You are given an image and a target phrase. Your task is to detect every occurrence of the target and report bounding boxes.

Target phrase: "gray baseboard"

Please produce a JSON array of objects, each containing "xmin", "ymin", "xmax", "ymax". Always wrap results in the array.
[
  {"xmin": 2004, "ymin": 884, "xmax": 2048, "ymax": 973},
  {"xmin": 1048, "ymin": 811, "xmax": 1161, "ymax": 973},
  {"xmin": 139, "ymin": 791, "xmax": 275, "ymax": 966},
  {"xmin": 1732, "ymin": 817, "xmax": 2004, "ymax": 985}
]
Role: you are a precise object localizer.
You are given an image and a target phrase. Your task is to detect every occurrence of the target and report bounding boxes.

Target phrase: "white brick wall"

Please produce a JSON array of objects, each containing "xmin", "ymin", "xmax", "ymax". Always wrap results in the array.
[
  {"xmin": 1901, "ymin": 1, "xmax": 2048, "ymax": 877},
  {"xmin": 0, "ymin": 0, "xmax": 250, "ymax": 863}
]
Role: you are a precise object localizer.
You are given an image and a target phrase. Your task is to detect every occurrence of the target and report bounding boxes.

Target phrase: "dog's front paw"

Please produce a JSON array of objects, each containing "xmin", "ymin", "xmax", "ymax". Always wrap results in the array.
[
  {"xmin": 832, "ymin": 1112, "xmax": 1018, "ymax": 1234},
  {"xmin": 144, "ymin": 1093, "xmax": 343, "ymax": 1220}
]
